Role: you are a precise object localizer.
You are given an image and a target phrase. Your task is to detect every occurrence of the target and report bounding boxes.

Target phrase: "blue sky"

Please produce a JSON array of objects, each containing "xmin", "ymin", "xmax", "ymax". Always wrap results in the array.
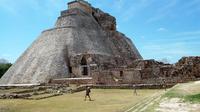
[{"xmin": 0, "ymin": 0, "xmax": 200, "ymax": 63}]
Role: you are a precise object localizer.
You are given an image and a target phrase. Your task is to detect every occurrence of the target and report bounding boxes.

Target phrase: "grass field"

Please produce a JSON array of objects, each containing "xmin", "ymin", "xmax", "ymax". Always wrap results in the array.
[{"xmin": 0, "ymin": 89, "xmax": 162, "ymax": 112}]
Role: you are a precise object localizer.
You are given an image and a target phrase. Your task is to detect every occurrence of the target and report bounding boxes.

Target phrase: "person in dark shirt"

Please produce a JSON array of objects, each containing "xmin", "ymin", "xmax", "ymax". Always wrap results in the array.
[
  {"xmin": 84, "ymin": 86, "xmax": 92, "ymax": 101},
  {"xmin": 163, "ymin": 79, "xmax": 167, "ymax": 91},
  {"xmin": 133, "ymin": 84, "xmax": 137, "ymax": 95}
]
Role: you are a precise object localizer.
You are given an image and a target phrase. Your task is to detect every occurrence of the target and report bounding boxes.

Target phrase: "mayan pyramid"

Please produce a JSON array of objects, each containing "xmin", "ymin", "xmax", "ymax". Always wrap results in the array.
[{"xmin": 0, "ymin": 0, "xmax": 142, "ymax": 84}]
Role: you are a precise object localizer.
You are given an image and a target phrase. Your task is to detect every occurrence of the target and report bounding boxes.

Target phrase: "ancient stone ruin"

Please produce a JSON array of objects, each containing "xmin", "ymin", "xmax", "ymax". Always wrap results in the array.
[
  {"xmin": 0, "ymin": 0, "xmax": 142, "ymax": 85},
  {"xmin": 0, "ymin": 0, "xmax": 199, "ymax": 86}
]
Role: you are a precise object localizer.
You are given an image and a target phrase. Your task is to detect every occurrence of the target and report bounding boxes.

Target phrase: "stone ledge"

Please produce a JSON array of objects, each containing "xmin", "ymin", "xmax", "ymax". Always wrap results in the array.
[
  {"xmin": 50, "ymin": 77, "xmax": 93, "ymax": 84},
  {"xmin": 0, "ymin": 84, "xmax": 40, "ymax": 87},
  {"xmin": 42, "ymin": 26, "xmax": 76, "ymax": 33},
  {"xmin": 91, "ymin": 84, "xmax": 175, "ymax": 89}
]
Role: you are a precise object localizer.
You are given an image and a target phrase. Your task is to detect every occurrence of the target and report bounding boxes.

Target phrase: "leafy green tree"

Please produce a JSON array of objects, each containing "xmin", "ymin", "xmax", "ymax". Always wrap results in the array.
[{"xmin": 0, "ymin": 63, "xmax": 12, "ymax": 78}]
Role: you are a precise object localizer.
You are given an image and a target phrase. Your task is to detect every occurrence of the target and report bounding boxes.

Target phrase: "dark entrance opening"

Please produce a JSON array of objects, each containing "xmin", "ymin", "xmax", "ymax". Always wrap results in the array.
[
  {"xmin": 82, "ymin": 66, "xmax": 88, "ymax": 76},
  {"xmin": 120, "ymin": 71, "xmax": 123, "ymax": 77},
  {"xmin": 69, "ymin": 66, "xmax": 72, "ymax": 73},
  {"xmin": 81, "ymin": 57, "xmax": 88, "ymax": 76}
]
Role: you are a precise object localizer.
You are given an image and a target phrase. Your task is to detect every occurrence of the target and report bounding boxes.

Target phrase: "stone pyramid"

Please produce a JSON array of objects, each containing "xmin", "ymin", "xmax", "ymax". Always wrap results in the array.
[{"xmin": 0, "ymin": 0, "xmax": 142, "ymax": 84}]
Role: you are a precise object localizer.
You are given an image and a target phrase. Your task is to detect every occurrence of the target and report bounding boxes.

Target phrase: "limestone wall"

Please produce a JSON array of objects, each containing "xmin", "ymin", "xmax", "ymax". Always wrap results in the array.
[{"xmin": 90, "ymin": 57, "xmax": 200, "ymax": 85}]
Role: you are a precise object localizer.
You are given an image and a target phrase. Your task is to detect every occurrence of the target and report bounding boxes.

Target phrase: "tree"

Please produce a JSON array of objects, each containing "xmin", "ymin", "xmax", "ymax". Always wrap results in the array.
[{"xmin": 0, "ymin": 63, "xmax": 12, "ymax": 78}]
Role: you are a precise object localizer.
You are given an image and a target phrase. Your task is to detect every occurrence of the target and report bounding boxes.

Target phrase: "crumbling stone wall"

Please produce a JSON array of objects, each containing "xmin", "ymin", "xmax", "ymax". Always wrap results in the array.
[
  {"xmin": 92, "ymin": 8, "xmax": 116, "ymax": 31},
  {"xmin": 174, "ymin": 56, "xmax": 200, "ymax": 80},
  {"xmin": 91, "ymin": 57, "xmax": 200, "ymax": 85}
]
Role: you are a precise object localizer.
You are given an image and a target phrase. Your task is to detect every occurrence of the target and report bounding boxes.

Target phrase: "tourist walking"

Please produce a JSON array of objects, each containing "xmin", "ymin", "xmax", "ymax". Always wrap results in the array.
[
  {"xmin": 163, "ymin": 79, "xmax": 167, "ymax": 91},
  {"xmin": 84, "ymin": 86, "xmax": 92, "ymax": 101},
  {"xmin": 133, "ymin": 84, "xmax": 137, "ymax": 95}
]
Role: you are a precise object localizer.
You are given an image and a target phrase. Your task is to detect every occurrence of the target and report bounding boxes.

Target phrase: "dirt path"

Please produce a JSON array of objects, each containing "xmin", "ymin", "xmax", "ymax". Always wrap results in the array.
[
  {"xmin": 156, "ymin": 98, "xmax": 200, "ymax": 112},
  {"xmin": 124, "ymin": 92, "xmax": 200, "ymax": 112},
  {"xmin": 124, "ymin": 91, "xmax": 165, "ymax": 112}
]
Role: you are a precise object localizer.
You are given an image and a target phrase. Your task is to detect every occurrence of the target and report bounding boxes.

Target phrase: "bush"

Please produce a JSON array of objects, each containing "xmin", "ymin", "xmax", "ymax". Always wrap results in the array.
[{"xmin": 0, "ymin": 63, "xmax": 12, "ymax": 78}]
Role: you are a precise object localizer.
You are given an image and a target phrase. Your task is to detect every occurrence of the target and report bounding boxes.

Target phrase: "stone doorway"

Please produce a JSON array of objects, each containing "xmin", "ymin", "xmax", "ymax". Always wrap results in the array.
[
  {"xmin": 81, "ymin": 56, "xmax": 88, "ymax": 76},
  {"xmin": 82, "ymin": 65, "xmax": 88, "ymax": 76}
]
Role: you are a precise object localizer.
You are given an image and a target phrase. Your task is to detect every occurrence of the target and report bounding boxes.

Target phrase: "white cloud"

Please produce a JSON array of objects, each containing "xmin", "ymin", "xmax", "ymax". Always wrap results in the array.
[{"xmin": 157, "ymin": 27, "xmax": 168, "ymax": 32}]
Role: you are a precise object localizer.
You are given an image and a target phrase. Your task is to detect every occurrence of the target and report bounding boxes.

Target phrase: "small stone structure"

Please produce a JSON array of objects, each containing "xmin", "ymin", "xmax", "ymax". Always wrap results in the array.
[
  {"xmin": 0, "ymin": 0, "xmax": 199, "ymax": 86},
  {"xmin": 68, "ymin": 0, "xmax": 93, "ymax": 14}
]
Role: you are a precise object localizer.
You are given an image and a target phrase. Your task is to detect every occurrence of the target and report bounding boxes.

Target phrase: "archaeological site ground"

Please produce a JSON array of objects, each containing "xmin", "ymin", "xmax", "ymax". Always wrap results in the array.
[{"xmin": 0, "ymin": 0, "xmax": 200, "ymax": 112}]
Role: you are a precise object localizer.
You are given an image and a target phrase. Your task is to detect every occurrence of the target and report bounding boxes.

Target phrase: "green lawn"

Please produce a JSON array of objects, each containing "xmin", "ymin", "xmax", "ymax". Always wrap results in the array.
[
  {"xmin": 0, "ymin": 89, "xmax": 162, "ymax": 112},
  {"xmin": 184, "ymin": 93, "xmax": 200, "ymax": 103}
]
